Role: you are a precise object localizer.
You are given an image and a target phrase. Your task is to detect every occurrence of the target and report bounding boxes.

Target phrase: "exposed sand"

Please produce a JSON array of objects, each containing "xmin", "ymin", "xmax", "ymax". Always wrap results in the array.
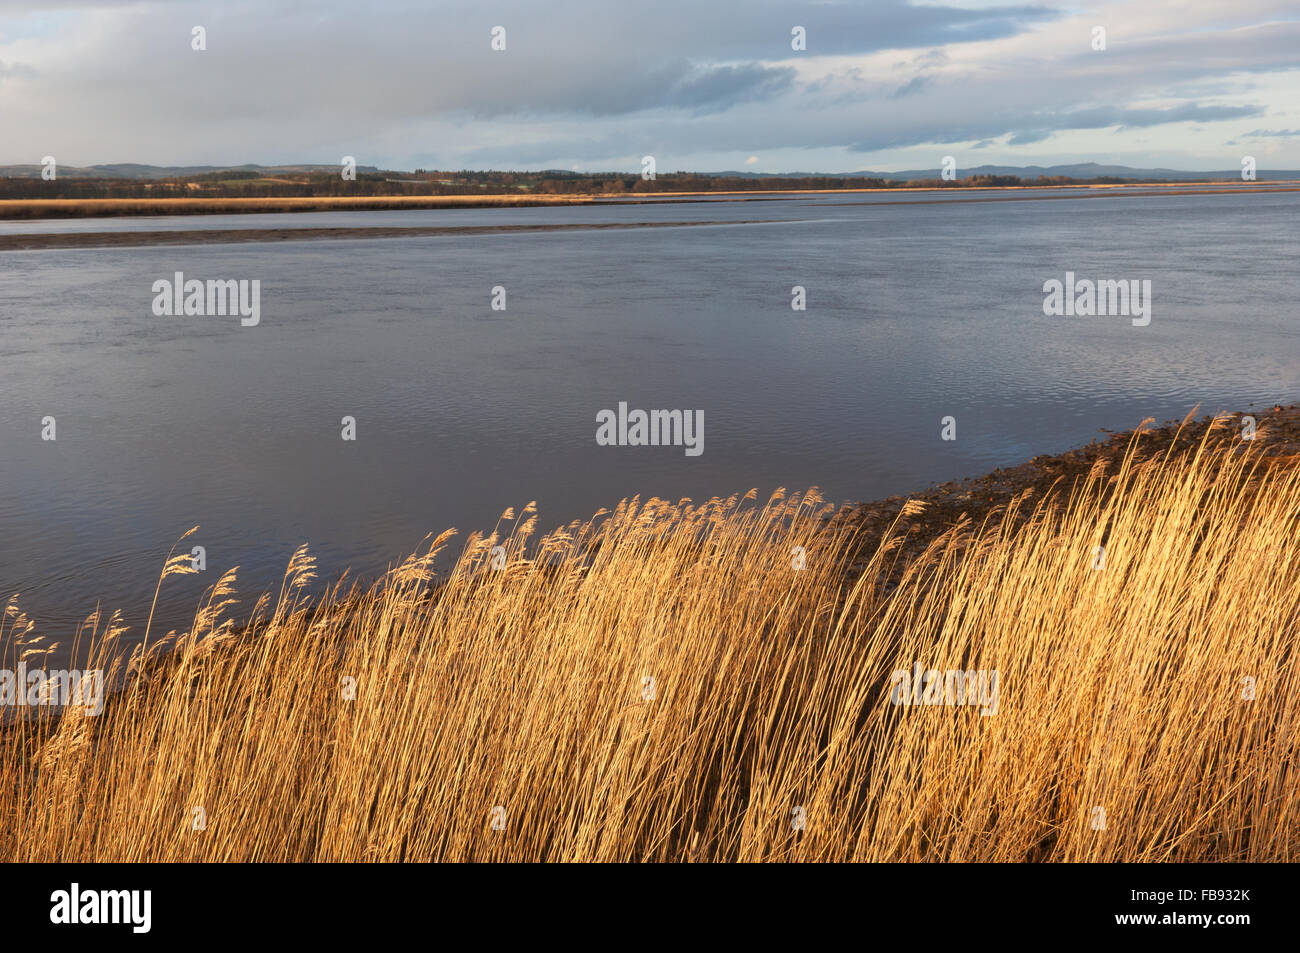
[{"xmin": 0, "ymin": 218, "xmax": 784, "ymax": 250}]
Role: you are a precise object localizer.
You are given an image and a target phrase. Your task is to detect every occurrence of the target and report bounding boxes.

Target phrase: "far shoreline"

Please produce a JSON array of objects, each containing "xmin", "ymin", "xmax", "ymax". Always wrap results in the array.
[{"xmin": 1, "ymin": 179, "xmax": 1295, "ymax": 221}]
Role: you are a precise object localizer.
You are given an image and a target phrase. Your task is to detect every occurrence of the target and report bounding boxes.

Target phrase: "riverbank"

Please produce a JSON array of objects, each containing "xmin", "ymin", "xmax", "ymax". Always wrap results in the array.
[
  {"xmin": 3, "ymin": 405, "xmax": 1296, "ymax": 861},
  {"xmin": 841, "ymin": 402, "xmax": 1300, "ymax": 578}
]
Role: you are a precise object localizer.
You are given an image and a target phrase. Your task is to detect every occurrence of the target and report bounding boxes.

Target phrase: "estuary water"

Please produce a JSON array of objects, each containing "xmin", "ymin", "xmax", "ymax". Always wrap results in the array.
[{"xmin": 1, "ymin": 187, "xmax": 1296, "ymax": 643}]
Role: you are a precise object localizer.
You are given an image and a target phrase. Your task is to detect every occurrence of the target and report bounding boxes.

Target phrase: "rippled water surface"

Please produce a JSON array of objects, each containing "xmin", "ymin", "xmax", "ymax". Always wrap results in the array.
[{"xmin": 2, "ymin": 188, "xmax": 1297, "ymax": 640}]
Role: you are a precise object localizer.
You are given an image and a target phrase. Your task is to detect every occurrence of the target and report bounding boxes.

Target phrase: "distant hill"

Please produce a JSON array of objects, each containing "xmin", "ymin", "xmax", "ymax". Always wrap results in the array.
[
  {"xmin": 0, "ymin": 163, "xmax": 382, "ymax": 179},
  {"xmin": 705, "ymin": 162, "xmax": 1300, "ymax": 181}
]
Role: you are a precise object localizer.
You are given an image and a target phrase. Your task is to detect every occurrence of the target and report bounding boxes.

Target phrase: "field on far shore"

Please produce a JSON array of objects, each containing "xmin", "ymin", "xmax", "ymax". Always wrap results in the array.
[
  {"xmin": 2, "ymin": 180, "xmax": 1294, "ymax": 219},
  {"xmin": 0, "ymin": 193, "xmax": 597, "ymax": 219}
]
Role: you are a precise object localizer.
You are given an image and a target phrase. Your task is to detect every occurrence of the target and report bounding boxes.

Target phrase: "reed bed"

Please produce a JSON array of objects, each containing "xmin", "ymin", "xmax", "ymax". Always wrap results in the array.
[
  {"xmin": 1, "ymin": 421, "xmax": 1296, "ymax": 861},
  {"xmin": 0, "ymin": 193, "xmax": 595, "ymax": 219}
]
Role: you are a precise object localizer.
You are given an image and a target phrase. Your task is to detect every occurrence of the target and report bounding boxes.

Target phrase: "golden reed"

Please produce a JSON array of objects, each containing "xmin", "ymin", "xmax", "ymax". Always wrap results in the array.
[{"xmin": 2, "ymin": 421, "xmax": 1296, "ymax": 861}]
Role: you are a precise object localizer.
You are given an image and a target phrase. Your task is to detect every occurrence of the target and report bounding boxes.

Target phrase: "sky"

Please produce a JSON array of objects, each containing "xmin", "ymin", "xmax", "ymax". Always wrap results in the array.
[{"xmin": 1, "ymin": 0, "xmax": 1298, "ymax": 173}]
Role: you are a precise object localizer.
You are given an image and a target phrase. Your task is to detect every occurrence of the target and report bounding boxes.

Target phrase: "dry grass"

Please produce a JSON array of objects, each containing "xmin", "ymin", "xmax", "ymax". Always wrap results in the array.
[
  {"xmin": 1, "ymin": 422, "xmax": 1297, "ymax": 861},
  {"xmin": 6, "ymin": 183, "xmax": 1297, "ymax": 220}
]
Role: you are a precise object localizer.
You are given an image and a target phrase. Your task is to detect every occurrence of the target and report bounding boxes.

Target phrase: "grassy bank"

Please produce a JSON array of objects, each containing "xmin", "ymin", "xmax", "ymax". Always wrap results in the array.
[{"xmin": 2, "ymin": 413, "xmax": 1297, "ymax": 861}]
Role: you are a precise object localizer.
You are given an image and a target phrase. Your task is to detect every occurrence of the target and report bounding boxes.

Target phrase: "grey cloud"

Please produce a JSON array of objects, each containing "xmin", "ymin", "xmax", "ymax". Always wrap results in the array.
[
  {"xmin": 834, "ymin": 90, "xmax": 1268, "ymax": 154},
  {"xmin": 667, "ymin": 63, "xmax": 795, "ymax": 114},
  {"xmin": 1006, "ymin": 129, "xmax": 1053, "ymax": 146},
  {"xmin": 468, "ymin": 58, "xmax": 795, "ymax": 118},
  {"xmin": 891, "ymin": 75, "xmax": 932, "ymax": 98},
  {"xmin": 1005, "ymin": 104, "xmax": 1266, "ymax": 145}
]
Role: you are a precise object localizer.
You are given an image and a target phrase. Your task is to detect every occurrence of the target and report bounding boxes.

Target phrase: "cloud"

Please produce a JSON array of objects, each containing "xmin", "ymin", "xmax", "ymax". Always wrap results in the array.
[
  {"xmin": 891, "ymin": 75, "xmax": 933, "ymax": 98},
  {"xmin": 0, "ymin": 57, "xmax": 36, "ymax": 82},
  {"xmin": 662, "ymin": 62, "xmax": 795, "ymax": 115},
  {"xmin": 0, "ymin": 0, "xmax": 1297, "ymax": 170},
  {"xmin": 1002, "ymin": 104, "xmax": 1266, "ymax": 146},
  {"xmin": 840, "ymin": 102, "xmax": 1264, "ymax": 153}
]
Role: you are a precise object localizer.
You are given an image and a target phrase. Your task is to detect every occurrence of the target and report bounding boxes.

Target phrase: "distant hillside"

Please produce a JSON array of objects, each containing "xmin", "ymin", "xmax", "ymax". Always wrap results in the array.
[
  {"xmin": 3, "ymin": 161, "xmax": 1298, "ymax": 181},
  {"xmin": 707, "ymin": 162, "xmax": 1300, "ymax": 181},
  {"xmin": 0, "ymin": 163, "xmax": 382, "ymax": 179}
]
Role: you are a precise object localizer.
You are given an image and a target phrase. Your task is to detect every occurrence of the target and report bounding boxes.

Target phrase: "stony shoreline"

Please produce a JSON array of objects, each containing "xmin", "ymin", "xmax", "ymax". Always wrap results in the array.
[{"xmin": 841, "ymin": 403, "xmax": 1300, "ymax": 573}]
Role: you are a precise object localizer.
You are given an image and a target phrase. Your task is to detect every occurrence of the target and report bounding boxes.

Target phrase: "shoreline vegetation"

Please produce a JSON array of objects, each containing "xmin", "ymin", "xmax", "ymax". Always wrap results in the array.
[
  {"xmin": 2, "ymin": 179, "xmax": 1297, "ymax": 223},
  {"xmin": 2, "ymin": 405, "xmax": 1297, "ymax": 861}
]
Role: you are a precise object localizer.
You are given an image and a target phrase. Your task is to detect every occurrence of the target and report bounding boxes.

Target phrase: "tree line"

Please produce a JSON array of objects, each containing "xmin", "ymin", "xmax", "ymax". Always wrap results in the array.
[{"xmin": 0, "ymin": 168, "xmax": 1137, "ymax": 201}]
